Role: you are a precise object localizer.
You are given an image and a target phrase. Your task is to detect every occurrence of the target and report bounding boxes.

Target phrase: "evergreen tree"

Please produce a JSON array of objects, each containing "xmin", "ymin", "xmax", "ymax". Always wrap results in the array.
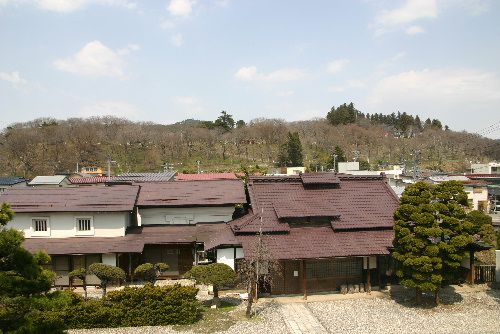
[
  {"xmin": 277, "ymin": 132, "xmax": 304, "ymax": 167},
  {"xmin": 214, "ymin": 110, "xmax": 235, "ymax": 132},
  {"xmin": 393, "ymin": 181, "xmax": 479, "ymax": 304},
  {"xmin": 327, "ymin": 145, "xmax": 347, "ymax": 170},
  {"xmin": 326, "ymin": 102, "xmax": 359, "ymax": 125}
]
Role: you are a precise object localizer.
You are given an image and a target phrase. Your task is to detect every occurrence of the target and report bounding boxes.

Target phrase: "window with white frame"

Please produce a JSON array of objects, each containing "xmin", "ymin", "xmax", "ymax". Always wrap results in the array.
[
  {"xmin": 32, "ymin": 218, "xmax": 50, "ymax": 236},
  {"xmin": 75, "ymin": 217, "xmax": 94, "ymax": 235}
]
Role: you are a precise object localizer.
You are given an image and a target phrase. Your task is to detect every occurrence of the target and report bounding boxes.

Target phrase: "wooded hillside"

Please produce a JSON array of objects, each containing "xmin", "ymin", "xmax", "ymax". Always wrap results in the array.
[{"xmin": 0, "ymin": 108, "xmax": 498, "ymax": 178}]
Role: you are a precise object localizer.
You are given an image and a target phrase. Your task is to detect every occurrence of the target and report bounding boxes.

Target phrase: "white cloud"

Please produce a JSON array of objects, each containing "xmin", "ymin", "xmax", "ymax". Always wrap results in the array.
[
  {"xmin": 117, "ymin": 43, "xmax": 140, "ymax": 55},
  {"xmin": 326, "ymin": 59, "xmax": 350, "ymax": 74},
  {"xmin": 373, "ymin": 0, "xmax": 437, "ymax": 35},
  {"xmin": 81, "ymin": 101, "xmax": 139, "ymax": 119},
  {"xmin": 0, "ymin": 71, "xmax": 27, "ymax": 86},
  {"xmin": 406, "ymin": 25, "xmax": 426, "ymax": 35},
  {"xmin": 54, "ymin": 41, "xmax": 138, "ymax": 78},
  {"xmin": 35, "ymin": 0, "xmax": 136, "ymax": 12},
  {"xmin": 234, "ymin": 66, "xmax": 306, "ymax": 83},
  {"xmin": 167, "ymin": 0, "xmax": 193, "ymax": 17},
  {"xmin": 171, "ymin": 33, "xmax": 183, "ymax": 47},
  {"xmin": 234, "ymin": 66, "xmax": 258, "ymax": 81},
  {"xmin": 366, "ymin": 69, "xmax": 500, "ymax": 127}
]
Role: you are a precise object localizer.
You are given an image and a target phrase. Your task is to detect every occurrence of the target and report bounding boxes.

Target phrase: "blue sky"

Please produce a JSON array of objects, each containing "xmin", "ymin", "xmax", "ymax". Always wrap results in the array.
[{"xmin": 1, "ymin": 0, "xmax": 499, "ymax": 138}]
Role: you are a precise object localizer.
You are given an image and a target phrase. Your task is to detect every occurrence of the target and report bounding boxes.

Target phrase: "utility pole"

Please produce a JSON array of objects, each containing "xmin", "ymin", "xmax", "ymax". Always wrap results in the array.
[
  {"xmin": 107, "ymin": 158, "xmax": 116, "ymax": 181},
  {"xmin": 197, "ymin": 160, "xmax": 201, "ymax": 174},
  {"xmin": 333, "ymin": 154, "xmax": 338, "ymax": 173}
]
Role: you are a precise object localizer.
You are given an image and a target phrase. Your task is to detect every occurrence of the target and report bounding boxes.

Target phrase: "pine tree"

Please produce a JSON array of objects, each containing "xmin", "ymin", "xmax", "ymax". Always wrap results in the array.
[
  {"xmin": 277, "ymin": 132, "xmax": 303, "ymax": 167},
  {"xmin": 393, "ymin": 181, "xmax": 478, "ymax": 304}
]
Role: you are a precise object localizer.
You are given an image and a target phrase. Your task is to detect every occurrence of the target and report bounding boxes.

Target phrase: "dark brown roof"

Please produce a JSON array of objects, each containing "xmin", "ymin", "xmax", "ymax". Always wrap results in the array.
[
  {"xmin": 0, "ymin": 185, "xmax": 139, "ymax": 212},
  {"xmin": 196, "ymin": 223, "xmax": 240, "ymax": 250},
  {"xmin": 136, "ymin": 180, "xmax": 246, "ymax": 207},
  {"xmin": 242, "ymin": 174, "xmax": 398, "ymax": 233},
  {"xmin": 238, "ymin": 228, "xmax": 394, "ymax": 260},
  {"xmin": 23, "ymin": 236, "xmax": 144, "ymax": 254},
  {"xmin": 127, "ymin": 225, "xmax": 197, "ymax": 244},
  {"xmin": 300, "ymin": 173, "xmax": 340, "ymax": 185},
  {"xmin": 176, "ymin": 173, "xmax": 238, "ymax": 181}
]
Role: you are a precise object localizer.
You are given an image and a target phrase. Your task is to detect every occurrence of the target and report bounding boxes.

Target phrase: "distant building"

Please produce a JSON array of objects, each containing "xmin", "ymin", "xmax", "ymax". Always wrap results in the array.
[
  {"xmin": 0, "ymin": 176, "xmax": 28, "ymax": 193},
  {"xmin": 428, "ymin": 175, "xmax": 489, "ymax": 212},
  {"xmin": 471, "ymin": 162, "xmax": 500, "ymax": 174},
  {"xmin": 28, "ymin": 175, "xmax": 71, "ymax": 187},
  {"xmin": 80, "ymin": 166, "xmax": 105, "ymax": 176}
]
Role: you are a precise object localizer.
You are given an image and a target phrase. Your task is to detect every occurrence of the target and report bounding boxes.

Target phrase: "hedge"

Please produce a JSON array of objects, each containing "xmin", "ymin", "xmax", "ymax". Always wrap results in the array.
[{"xmin": 65, "ymin": 284, "xmax": 201, "ymax": 329}]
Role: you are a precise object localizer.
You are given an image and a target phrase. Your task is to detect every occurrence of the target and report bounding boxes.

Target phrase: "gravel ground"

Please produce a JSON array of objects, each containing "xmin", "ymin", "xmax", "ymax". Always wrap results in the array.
[
  {"xmin": 69, "ymin": 286, "xmax": 500, "ymax": 334},
  {"xmin": 308, "ymin": 287, "xmax": 500, "ymax": 334}
]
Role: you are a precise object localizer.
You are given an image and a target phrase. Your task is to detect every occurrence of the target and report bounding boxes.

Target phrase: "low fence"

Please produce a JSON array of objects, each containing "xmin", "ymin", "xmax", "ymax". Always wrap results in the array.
[{"xmin": 474, "ymin": 265, "xmax": 496, "ymax": 283}]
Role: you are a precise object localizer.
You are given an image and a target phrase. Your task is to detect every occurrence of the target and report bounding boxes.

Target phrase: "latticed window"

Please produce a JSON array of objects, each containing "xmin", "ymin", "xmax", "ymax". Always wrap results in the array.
[
  {"xmin": 33, "ymin": 219, "xmax": 48, "ymax": 232},
  {"xmin": 77, "ymin": 218, "xmax": 92, "ymax": 231}
]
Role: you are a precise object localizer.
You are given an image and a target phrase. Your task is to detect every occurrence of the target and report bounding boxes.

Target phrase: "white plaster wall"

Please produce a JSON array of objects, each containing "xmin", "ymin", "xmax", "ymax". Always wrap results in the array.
[
  {"xmin": 464, "ymin": 186, "xmax": 489, "ymax": 211},
  {"xmin": 217, "ymin": 248, "xmax": 236, "ymax": 269},
  {"xmin": 235, "ymin": 247, "xmax": 244, "ymax": 259},
  {"xmin": 102, "ymin": 253, "xmax": 117, "ymax": 266},
  {"xmin": 7, "ymin": 212, "xmax": 129, "ymax": 238},
  {"xmin": 139, "ymin": 206, "xmax": 235, "ymax": 225}
]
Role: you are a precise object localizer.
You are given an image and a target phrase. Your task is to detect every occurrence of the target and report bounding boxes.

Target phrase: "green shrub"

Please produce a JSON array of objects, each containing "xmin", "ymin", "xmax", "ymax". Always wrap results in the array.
[
  {"xmin": 65, "ymin": 300, "xmax": 122, "ymax": 329},
  {"xmin": 65, "ymin": 284, "xmax": 201, "ymax": 329},
  {"xmin": 185, "ymin": 263, "xmax": 236, "ymax": 303},
  {"xmin": 88, "ymin": 263, "xmax": 125, "ymax": 297},
  {"xmin": 133, "ymin": 262, "xmax": 169, "ymax": 285},
  {"xmin": 0, "ymin": 291, "xmax": 80, "ymax": 334}
]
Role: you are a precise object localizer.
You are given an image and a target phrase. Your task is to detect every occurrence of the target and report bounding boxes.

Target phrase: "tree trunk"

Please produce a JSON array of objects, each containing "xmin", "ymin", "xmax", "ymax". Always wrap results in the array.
[
  {"xmin": 102, "ymin": 285, "xmax": 107, "ymax": 298},
  {"xmin": 212, "ymin": 286, "xmax": 221, "ymax": 307},
  {"xmin": 415, "ymin": 287, "xmax": 422, "ymax": 304},
  {"xmin": 83, "ymin": 283, "xmax": 87, "ymax": 299},
  {"xmin": 434, "ymin": 288, "xmax": 440, "ymax": 305},
  {"xmin": 246, "ymin": 282, "xmax": 255, "ymax": 318}
]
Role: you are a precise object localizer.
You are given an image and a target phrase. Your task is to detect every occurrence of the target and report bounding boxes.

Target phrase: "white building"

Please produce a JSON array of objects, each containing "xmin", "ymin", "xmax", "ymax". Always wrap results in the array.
[
  {"xmin": 1, "ymin": 185, "xmax": 140, "ymax": 285},
  {"xmin": 471, "ymin": 162, "xmax": 500, "ymax": 174}
]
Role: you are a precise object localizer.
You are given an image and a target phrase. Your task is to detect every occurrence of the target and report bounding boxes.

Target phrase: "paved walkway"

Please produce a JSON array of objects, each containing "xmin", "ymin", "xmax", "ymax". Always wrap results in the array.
[{"xmin": 280, "ymin": 303, "xmax": 329, "ymax": 334}]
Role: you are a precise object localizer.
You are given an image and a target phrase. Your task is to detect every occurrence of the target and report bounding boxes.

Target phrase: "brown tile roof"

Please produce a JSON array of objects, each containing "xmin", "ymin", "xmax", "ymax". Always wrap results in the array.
[
  {"xmin": 127, "ymin": 225, "xmax": 197, "ymax": 244},
  {"xmin": 68, "ymin": 176, "xmax": 109, "ymax": 184},
  {"xmin": 23, "ymin": 235, "xmax": 144, "ymax": 254},
  {"xmin": 243, "ymin": 173, "xmax": 398, "ymax": 232},
  {"xmin": 0, "ymin": 185, "xmax": 139, "ymax": 213},
  {"xmin": 196, "ymin": 223, "xmax": 240, "ymax": 250},
  {"xmin": 136, "ymin": 180, "xmax": 246, "ymax": 207},
  {"xmin": 176, "ymin": 173, "xmax": 238, "ymax": 181},
  {"xmin": 237, "ymin": 228, "xmax": 394, "ymax": 260},
  {"xmin": 299, "ymin": 173, "xmax": 340, "ymax": 185}
]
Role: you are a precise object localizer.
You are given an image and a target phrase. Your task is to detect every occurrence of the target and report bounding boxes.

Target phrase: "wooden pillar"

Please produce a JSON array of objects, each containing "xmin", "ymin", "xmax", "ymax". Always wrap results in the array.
[
  {"xmin": 376, "ymin": 256, "xmax": 381, "ymax": 289},
  {"xmin": 301, "ymin": 260, "xmax": 307, "ymax": 300},
  {"xmin": 366, "ymin": 257, "xmax": 371, "ymax": 293},
  {"xmin": 469, "ymin": 249, "xmax": 475, "ymax": 285},
  {"xmin": 128, "ymin": 253, "xmax": 132, "ymax": 278}
]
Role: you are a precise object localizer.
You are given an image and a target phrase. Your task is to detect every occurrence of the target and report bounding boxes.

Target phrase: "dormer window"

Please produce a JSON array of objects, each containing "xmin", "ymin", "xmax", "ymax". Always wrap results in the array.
[
  {"xmin": 75, "ymin": 217, "xmax": 94, "ymax": 236},
  {"xmin": 32, "ymin": 217, "xmax": 50, "ymax": 236}
]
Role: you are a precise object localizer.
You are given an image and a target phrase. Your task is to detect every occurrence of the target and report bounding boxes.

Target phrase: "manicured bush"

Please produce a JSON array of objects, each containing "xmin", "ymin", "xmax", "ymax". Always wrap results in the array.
[
  {"xmin": 88, "ymin": 263, "xmax": 125, "ymax": 297},
  {"xmin": 64, "ymin": 284, "xmax": 201, "ymax": 329},
  {"xmin": 69, "ymin": 268, "xmax": 88, "ymax": 298},
  {"xmin": 185, "ymin": 263, "xmax": 236, "ymax": 305},
  {"xmin": 133, "ymin": 262, "xmax": 169, "ymax": 285}
]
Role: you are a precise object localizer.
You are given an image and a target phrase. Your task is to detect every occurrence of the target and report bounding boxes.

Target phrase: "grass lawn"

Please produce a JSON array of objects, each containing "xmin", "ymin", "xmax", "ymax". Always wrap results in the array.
[{"xmin": 174, "ymin": 300, "xmax": 249, "ymax": 333}]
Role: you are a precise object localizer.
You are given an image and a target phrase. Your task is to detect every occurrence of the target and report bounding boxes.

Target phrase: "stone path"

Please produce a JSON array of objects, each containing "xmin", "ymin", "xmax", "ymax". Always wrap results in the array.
[{"xmin": 280, "ymin": 303, "xmax": 329, "ymax": 334}]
